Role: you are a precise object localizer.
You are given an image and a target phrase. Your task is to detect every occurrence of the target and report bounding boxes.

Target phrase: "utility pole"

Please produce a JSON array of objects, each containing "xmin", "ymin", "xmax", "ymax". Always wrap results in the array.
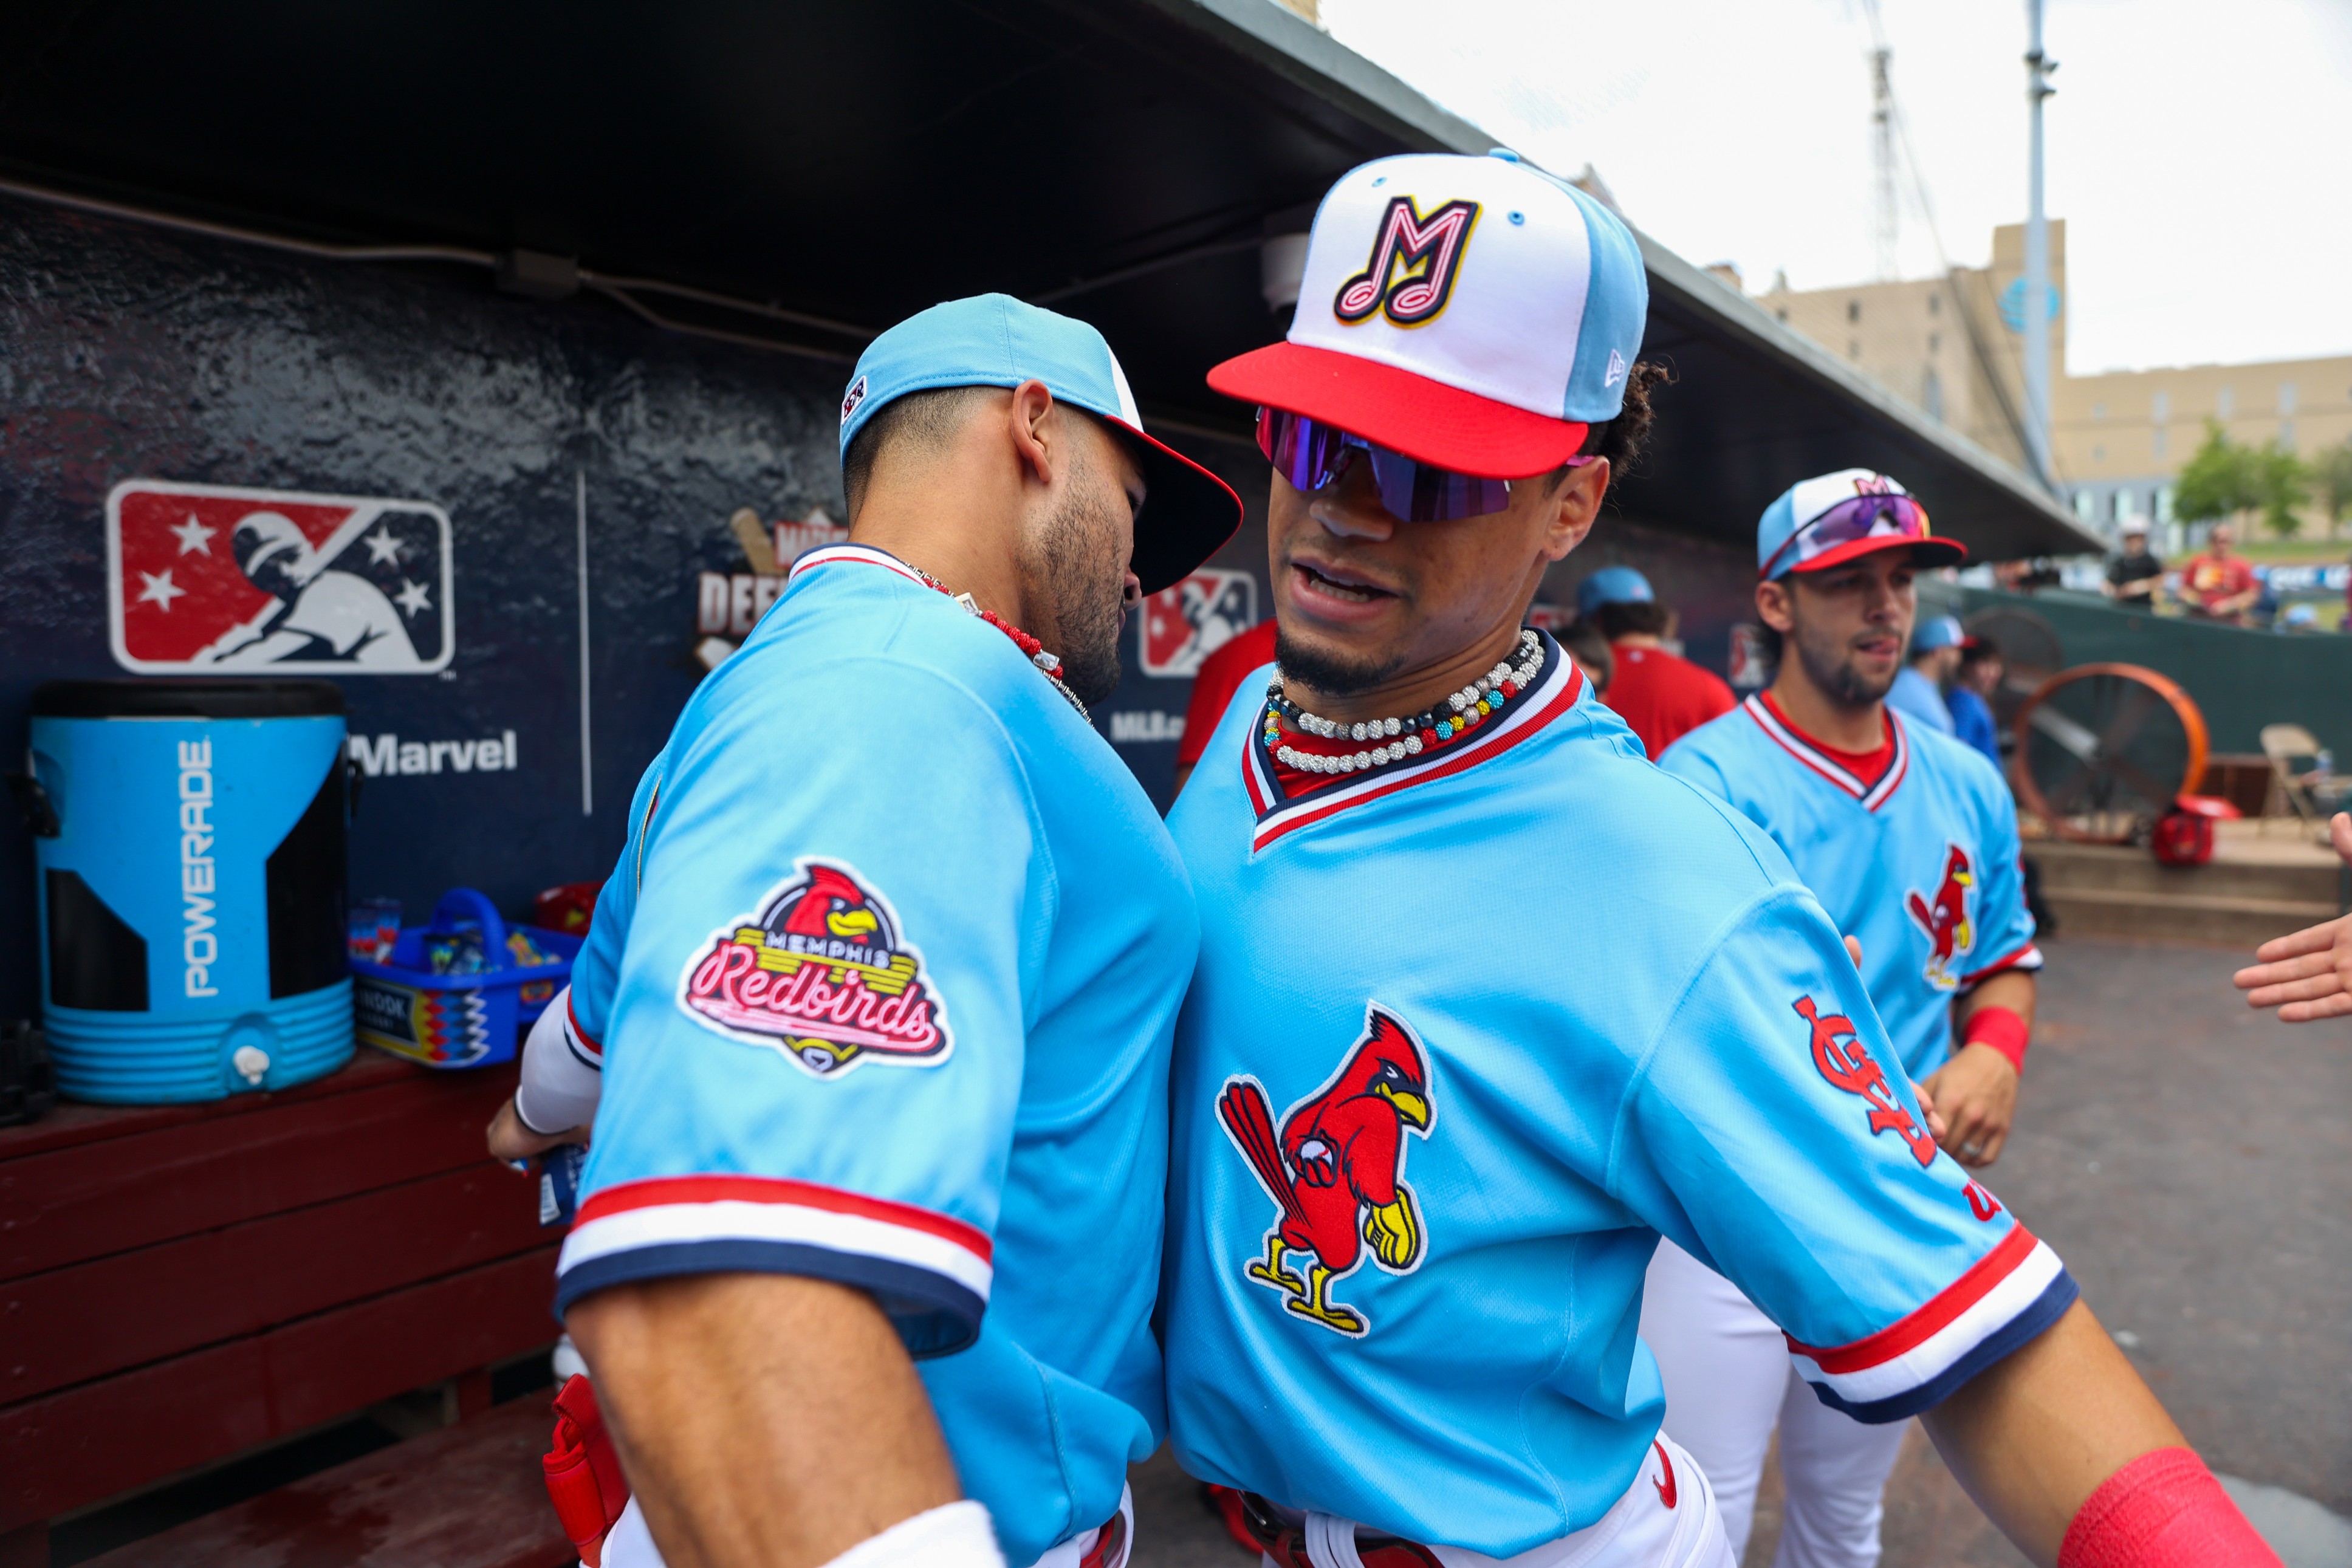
[
  {"xmin": 1871, "ymin": 44, "xmax": 1898, "ymax": 279},
  {"xmin": 2023, "ymin": 0, "xmax": 2057, "ymax": 488}
]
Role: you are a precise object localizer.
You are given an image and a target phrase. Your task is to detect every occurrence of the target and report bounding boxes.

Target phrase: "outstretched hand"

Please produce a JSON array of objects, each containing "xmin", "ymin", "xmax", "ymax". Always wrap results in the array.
[
  {"xmin": 2234, "ymin": 813, "xmax": 2352, "ymax": 1024},
  {"xmin": 485, "ymin": 1095, "xmax": 585, "ymax": 1164}
]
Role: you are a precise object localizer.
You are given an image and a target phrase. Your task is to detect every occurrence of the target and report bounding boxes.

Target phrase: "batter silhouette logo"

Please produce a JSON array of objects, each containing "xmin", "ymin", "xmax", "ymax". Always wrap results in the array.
[
  {"xmin": 108, "ymin": 479, "xmax": 453, "ymax": 674},
  {"xmin": 1334, "ymin": 195, "xmax": 1480, "ymax": 327},
  {"xmin": 677, "ymin": 859, "xmax": 953, "ymax": 1080},
  {"xmin": 1139, "ymin": 569, "xmax": 1257, "ymax": 679},
  {"xmin": 1217, "ymin": 1004, "xmax": 1435, "ymax": 1338},
  {"xmin": 1904, "ymin": 843, "xmax": 1976, "ymax": 992}
]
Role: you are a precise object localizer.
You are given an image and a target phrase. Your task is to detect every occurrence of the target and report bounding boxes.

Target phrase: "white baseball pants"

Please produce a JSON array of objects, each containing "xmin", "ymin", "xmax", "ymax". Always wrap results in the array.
[
  {"xmin": 1255, "ymin": 1434, "xmax": 1732, "ymax": 1568},
  {"xmin": 1637, "ymin": 1240, "xmax": 1907, "ymax": 1568}
]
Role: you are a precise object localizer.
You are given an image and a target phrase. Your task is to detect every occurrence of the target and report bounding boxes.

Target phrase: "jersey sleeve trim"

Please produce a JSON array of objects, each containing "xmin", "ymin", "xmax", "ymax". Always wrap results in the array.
[
  {"xmin": 553, "ymin": 1174, "xmax": 993, "ymax": 1356},
  {"xmin": 1959, "ymin": 942, "xmax": 2045, "ymax": 988},
  {"xmin": 563, "ymin": 993, "xmax": 603, "ymax": 1069},
  {"xmin": 1786, "ymin": 1224, "xmax": 2079, "ymax": 1422}
]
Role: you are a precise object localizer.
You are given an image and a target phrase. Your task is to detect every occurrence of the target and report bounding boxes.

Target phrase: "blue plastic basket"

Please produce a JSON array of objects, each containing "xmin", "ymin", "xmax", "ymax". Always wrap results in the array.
[{"xmin": 351, "ymin": 889, "xmax": 578, "ymax": 1070}]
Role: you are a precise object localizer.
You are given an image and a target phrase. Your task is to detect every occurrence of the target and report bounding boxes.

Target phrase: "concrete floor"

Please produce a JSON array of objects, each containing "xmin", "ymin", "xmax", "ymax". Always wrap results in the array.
[{"xmin": 1127, "ymin": 934, "xmax": 2352, "ymax": 1567}]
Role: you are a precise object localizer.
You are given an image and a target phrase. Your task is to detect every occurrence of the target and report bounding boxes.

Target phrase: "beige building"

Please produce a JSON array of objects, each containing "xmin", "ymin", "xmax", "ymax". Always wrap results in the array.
[{"xmin": 1754, "ymin": 223, "xmax": 2352, "ymax": 549}]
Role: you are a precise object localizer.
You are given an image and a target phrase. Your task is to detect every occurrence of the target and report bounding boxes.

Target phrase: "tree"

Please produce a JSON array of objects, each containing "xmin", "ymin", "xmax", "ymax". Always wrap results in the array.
[
  {"xmin": 2311, "ymin": 440, "xmax": 2352, "ymax": 538},
  {"xmin": 2172, "ymin": 420, "xmax": 2261, "ymax": 529},
  {"xmin": 2252, "ymin": 441, "xmax": 2311, "ymax": 540}
]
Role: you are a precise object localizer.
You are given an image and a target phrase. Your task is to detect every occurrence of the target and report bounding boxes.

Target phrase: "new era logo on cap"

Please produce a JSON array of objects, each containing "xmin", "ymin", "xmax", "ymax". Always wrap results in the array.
[
  {"xmin": 840, "ymin": 376, "xmax": 868, "ymax": 426},
  {"xmin": 1207, "ymin": 151, "xmax": 1649, "ymax": 480}
]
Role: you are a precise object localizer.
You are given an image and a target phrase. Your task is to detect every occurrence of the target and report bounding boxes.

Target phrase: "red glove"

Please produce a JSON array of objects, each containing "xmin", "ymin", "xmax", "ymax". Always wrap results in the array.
[{"xmin": 544, "ymin": 1375, "xmax": 630, "ymax": 1567}]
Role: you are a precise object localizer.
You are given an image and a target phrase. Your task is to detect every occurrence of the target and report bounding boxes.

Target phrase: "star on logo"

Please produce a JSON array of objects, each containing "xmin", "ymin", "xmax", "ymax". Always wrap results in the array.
[
  {"xmin": 393, "ymin": 579, "xmax": 433, "ymax": 617},
  {"xmin": 169, "ymin": 514, "xmax": 216, "ymax": 556},
  {"xmin": 137, "ymin": 569, "xmax": 187, "ymax": 611},
  {"xmin": 363, "ymin": 527, "xmax": 404, "ymax": 566}
]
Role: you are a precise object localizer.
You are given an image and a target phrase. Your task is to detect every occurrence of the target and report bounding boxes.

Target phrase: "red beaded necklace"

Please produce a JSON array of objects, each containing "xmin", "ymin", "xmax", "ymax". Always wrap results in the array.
[{"xmin": 908, "ymin": 567, "xmax": 1089, "ymax": 719}]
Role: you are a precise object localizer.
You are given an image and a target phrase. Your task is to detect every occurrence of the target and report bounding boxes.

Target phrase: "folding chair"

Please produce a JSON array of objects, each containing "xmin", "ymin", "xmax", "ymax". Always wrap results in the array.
[{"xmin": 2259, "ymin": 724, "xmax": 2350, "ymax": 836}]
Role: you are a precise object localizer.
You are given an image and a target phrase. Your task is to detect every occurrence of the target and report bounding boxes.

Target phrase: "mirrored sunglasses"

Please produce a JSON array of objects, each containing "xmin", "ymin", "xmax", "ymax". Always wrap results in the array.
[
  {"xmin": 1766, "ymin": 492, "xmax": 1935, "ymax": 577},
  {"xmin": 1256, "ymin": 407, "xmax": 1586, "ymax": 524}
]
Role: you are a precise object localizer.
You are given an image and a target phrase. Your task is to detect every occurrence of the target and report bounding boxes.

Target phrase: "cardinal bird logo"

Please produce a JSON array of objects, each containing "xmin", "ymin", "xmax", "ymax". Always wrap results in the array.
[
  {"xmin": 1217, "ymin": 1004, "xmax": 1436, "ymax": 1338},
  {"xmin": 1904, "ymin": 843, "xmax": 1976, "ymax": 993}
]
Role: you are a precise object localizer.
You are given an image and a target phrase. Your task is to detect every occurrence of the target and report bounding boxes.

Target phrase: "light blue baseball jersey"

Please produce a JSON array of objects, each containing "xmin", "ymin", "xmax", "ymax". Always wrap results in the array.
[
  {"xmin": 1659, "ymin": 694, "xmax": 2041, "ymax": 1078},
  {"xmin": 553, "ymin": 544, "xmax": 1199, "ymax": 1567},
  {"xmin": 1162, "ymin": 637, "xmax": 2074, "ymax": 1557}
]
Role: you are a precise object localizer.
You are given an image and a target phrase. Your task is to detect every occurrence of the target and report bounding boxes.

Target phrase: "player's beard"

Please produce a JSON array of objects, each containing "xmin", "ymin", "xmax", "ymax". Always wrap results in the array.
[
  {"xmin": 1791, "ymin": 615, "xmax": 1900, "ymax": 708},
  {"xmin": 1022, "ymin": 451, "xmax": 1128, "ymax": 707},
  {"xmin": 1270, "ymin": 625, "xmax": 1408, "ymax": 698}
]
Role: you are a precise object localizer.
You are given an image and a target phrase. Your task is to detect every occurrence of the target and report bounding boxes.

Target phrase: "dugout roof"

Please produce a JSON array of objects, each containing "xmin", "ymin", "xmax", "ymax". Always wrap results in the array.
[{"xmin": 0, "ymin": 0, "xmax": 2098, "ymax": 560}]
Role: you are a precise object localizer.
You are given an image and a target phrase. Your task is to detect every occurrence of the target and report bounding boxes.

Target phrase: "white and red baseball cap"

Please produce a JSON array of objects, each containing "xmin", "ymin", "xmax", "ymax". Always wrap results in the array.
[
  {"xmin": 1754, "ymin": 470, "xmax": 1967, "ymax": 579},
  {"xmin": 1208, "ymin": 149, "xmax": 1651, "ymax": 478}
]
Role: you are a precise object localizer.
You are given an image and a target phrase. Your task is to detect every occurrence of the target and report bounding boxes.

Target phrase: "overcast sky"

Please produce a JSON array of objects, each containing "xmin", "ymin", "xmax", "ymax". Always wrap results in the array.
[{"xmin": 1320, "ymin": 0, "xmax": 2352, "ymax": 375}]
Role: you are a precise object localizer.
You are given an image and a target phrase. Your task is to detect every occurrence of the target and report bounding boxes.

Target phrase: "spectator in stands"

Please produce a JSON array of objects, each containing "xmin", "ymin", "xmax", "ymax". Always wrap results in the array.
[
  {"xmin": 1949, "ymin": 637, "xmax": 2003, "ymax": 765},
  {"xmin": 1558, "ymin": 619, "xmax": 1615, "ymax": 697},
  {"xmin": 1887, "ymin": 613, "xmax": 1961, "ymax": 734},
  {"xmin": 1577, "ymin": 564, "xmax": 1732, "ymax": 758},
  {"xmin": 1170, "ymin": 618, "xmax": 1276, "ymax": 796},
  {"xmin": 2102, "ymin": 520, "xmax": 2165, "ymax": 604},
  {"xmin": 2181, "ymin": 522, "xmax": 2260, "ymax": 624}
]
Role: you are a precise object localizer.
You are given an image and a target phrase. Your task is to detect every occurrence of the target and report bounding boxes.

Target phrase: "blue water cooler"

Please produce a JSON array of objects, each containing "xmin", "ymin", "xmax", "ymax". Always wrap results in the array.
[{"xmin": 24, "ymin": 680, "xmax": 355, "ymax": 1103}]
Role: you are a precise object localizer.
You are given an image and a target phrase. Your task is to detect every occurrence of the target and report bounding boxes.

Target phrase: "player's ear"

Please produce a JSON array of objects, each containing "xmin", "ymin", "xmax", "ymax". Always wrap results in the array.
[
  {"xmin": 1755, "ymin": 575, "xmax": 1796, "ymax": 634},
  {"xmin": 1006, "ymin": 379, "xmax": 1058, "ymax": 490},
  {"xmin": 1537, "ymin": 458, "xmax": 1608, "ymax": 564}
]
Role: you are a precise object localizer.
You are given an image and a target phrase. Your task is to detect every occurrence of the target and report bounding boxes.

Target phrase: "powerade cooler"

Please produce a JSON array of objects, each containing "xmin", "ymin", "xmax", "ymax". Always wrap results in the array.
[{"xmin": 24, "ymin": 680, "xmax": 354, "ymax": 1103}]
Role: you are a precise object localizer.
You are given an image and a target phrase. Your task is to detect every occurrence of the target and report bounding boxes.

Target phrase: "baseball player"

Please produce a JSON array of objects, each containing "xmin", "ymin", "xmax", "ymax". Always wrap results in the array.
[
  {"xmin": 1162, "ymin": 150, "xmax": 2275, "ymax": 1568},
  {"xmin": 1574, "ymin": 564, "xmax": 1733, "ymax": 758},
  {"xmin": 489, "ymin": 293, "xmax": 1239, "ymax": 1568},
  {"xmin": 1641, "ymin": 474, "xmax": 2042, "ymax": 1566}
]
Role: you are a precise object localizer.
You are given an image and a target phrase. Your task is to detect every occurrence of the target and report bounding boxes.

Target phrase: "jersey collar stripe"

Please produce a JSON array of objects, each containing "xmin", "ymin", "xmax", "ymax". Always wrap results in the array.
[
  {"xmin": 1741, "ymin": 695, "xmax": 1909, "ymax": 813},
  {"xmin": 1245, "ymin": 641, "xmax": 1584, "ymax": 852},
  {"xmin": 787, "ymin": 543, "xmax": 930, "ymax": 588},
  {"xmin": 563, "ymin": 993, "xmax": 603, "ymax": 1063},
  {"xmin": 1859, "ymin": 715, "xmax": 1909, "ymax": 812},
  {"xmin": 1960, "ymin": 942, "xmax": 2045, "ymax": 989},
  {"xmin": 1786, "ymin": 1225, "xmax": 2057, "ymax": 1392}
]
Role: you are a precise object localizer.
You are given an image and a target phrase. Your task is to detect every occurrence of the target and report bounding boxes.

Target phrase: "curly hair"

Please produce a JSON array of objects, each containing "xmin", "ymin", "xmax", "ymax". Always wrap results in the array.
[{"xmin": 1544, "ymin": 360, "xmax": 1673, "ymax": 496}]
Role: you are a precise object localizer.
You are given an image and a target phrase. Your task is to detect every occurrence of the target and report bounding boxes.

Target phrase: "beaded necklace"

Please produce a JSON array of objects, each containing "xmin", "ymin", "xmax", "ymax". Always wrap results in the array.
[
  {"xmin": 907, "ymin": 566, "xmax": 1090, "ymax": 719},
  {"xmin": 1262, "ymin": 628, "xmax": 1545, "ymax": 778}
]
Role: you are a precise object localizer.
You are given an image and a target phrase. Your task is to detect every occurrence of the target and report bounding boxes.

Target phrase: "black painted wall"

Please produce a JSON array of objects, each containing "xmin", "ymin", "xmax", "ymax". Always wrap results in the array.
[{"xmin": 0, "ymin": 194, "xmax": 1749, "ymax": 1027}]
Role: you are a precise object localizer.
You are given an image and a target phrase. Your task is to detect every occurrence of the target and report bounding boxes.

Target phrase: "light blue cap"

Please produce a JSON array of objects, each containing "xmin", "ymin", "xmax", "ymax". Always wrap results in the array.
[
  {"xmin": 837, "ymin": 294, "xmax": 1238, "ymax": 592},
  {"xmin": 1575, "ymin": 565, "xmax": 1655, "ymax": 617},
  {"xmin": 1912, "ymin": 614, "xmax": 1966, "ymax": 652}
]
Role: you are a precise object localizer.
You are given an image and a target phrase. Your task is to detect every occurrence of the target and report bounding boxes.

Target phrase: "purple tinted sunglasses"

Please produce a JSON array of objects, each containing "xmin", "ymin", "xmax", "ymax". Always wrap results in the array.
[{"xmin": 1256, "ymin": 407, "xmax": 1590, "ymax": 523}]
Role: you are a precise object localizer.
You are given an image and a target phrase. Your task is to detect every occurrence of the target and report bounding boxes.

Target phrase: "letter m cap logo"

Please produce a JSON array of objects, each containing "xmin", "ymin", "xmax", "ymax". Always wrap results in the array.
[{"xmin": 1334, "ymin": 196, "xmax": 1481, "ymax": 327}]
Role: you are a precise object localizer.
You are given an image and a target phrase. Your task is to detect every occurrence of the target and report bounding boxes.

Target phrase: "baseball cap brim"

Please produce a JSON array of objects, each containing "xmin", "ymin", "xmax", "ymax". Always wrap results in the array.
[
  {"xmin": 1097, "ymin": 416, "xmax": 1243, "ymax": 596},
  {"xmin": 1786, "ymin": 533, "xmax": 1969, "ymax": 575},
  {"xmin": 1209, "ymin": 341, "xmax": 1589, "ymax": 480}
]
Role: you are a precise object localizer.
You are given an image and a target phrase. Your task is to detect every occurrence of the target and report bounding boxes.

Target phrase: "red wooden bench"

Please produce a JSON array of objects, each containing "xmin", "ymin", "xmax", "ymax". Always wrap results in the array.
[{"xmin": 0, "ymin": 1052, "xmax": 571, "ymax": 1566}]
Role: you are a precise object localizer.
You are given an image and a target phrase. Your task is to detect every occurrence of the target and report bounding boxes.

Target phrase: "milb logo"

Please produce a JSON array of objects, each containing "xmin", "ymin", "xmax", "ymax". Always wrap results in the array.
[
  {"xmin": 108, "ymin": 479, "xmax": 454, "ymax": 674},
  {"xmin": 1139, "ymin": 569, "xmax": 1257, "ymax": 680}
]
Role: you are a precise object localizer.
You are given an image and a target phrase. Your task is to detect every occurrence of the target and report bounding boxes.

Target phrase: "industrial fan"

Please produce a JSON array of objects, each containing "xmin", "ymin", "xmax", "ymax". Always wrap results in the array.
[{"xmin": 2013, "ymin": 663, "xmax": 2209, "ymax": 843}]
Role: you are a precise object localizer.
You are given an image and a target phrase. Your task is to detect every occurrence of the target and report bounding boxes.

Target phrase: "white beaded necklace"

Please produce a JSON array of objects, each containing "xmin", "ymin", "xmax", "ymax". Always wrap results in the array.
[{"xmin": 1264, "ymin": 629, "xmax": 1545, "ymax": 777}]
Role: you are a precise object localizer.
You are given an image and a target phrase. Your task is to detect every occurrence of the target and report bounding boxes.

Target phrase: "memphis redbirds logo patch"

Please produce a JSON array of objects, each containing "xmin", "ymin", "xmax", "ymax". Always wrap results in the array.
[
  {"xmin": 677, "ymin": 859, "xmax": 951, "ymax": 1078},
  {"xmin": 1334, "ymin": 196, "xmax": 1480, "ymax": 327},
  {"xmin": 108, "ymin": 479, "xmax": 453, "ymax": 674},
  {"xmin": 1795, "ymin": 995, "xmax": 1938, "ymax": 1168},
  {"xmin": 1904, "ymin": 843, "xmax": 1977, "ymax": 992},
  {"xmin": 1218, "ymin": 1004, "xmax": 1435, "ymax": 1338}
]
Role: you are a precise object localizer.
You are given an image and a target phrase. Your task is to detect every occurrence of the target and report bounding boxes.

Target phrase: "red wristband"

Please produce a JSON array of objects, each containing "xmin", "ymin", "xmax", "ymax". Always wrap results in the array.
[
  {"xmin": 1963, "ymin": 1004, "xmax": 2029, "ymax": 1076},
  {"xmin": 2059, "ymin": 1447, "xmax": 2281, "ymax": 1567}
]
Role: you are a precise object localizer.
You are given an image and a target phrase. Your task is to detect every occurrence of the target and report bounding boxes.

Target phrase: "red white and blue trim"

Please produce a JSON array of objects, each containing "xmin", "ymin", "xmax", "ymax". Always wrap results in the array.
[
  {"xmin": 555, "ymin": 1174, "xmax": 994, "ymax": 1357},
  {"xmin": 560, "ymin": 992, "xmax": 603, "ymax": 1073},
  {"xmin": 1740, "ymin": 694, "xmax": 1909, "ymax": 812},
  {"xmin": 1961, "ymin": 939, "xmax": 2045, "ymax": 988},
  {"xmin": 788, "ymin": 541, "xmax": 931, "ymax": 589},
  {"xmin": 1786, "ymin": 1223, "xmax": 2077, "ymax": 1422},
  {"xmin": 1243, "ymin": 633, "xmax": 1585, "ymax": 854}
]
